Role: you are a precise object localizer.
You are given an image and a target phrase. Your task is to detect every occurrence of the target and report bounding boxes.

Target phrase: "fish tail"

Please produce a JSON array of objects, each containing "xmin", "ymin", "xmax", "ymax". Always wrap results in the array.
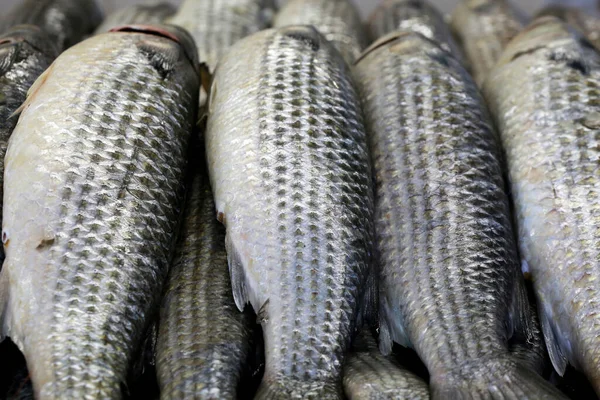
[
  {"xmin": 255, "ymin": 377, "xmax": 342, "ymax": 400},
  {"xmin": 430, "ymin": 356, "xmax": 567, "ymax": 400}
]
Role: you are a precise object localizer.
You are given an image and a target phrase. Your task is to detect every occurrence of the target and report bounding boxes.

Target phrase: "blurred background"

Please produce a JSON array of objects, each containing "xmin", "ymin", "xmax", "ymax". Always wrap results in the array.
[{"xmin": 0, "ymin": 0, "xmax": 598, "ymax": 17}]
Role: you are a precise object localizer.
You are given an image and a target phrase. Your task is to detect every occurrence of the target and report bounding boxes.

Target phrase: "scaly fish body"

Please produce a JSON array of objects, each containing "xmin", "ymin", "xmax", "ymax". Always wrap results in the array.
[
  {"xmin": 168, "ymin": 0, "xmax": 275, "ymax": 71},
  {"xmin": 343, "ymin": 331, "xmax": 429, "ymax": 400},
  {"xmin": 353, "ymin": 31, "xmax": 566, "ymax": 399},
  {"xmin": 205, "ymin": 26, "xmax": 375, "ymax": 399},
  {"xmin": 451, "ymin": 0, "xmax": 525, "ymax": 85},
  {"xmin": 0, "ymin": 25, "xmax": 58, "ymax": 230},
  {"xmin": 538, "ymin": 6, "xmax": 600, "ymax": 51},
  {"xmin": 95, "ymin": 3, "xmax": 176, "ymax": 34},
  {"xmin": 156, "ymin": 154, "xmax": 252, "ymax": 400},
  {"xmin": 0, "ymin": 25, "xmax": 199, "ymax": 398},
  {"xmin": 367, "ymin": 0, "xmax": 465, "ymax": 65},
  {"xmin": 273, "ymin": 0, "xmax": 368, "ymax": 64},
  {"xmin": 0, "ymin": 0, "xmax": 103, "ymax": 52},
  {"xmin": 483, "ymin": 16, "xmax": 600, "ymax": 396}
]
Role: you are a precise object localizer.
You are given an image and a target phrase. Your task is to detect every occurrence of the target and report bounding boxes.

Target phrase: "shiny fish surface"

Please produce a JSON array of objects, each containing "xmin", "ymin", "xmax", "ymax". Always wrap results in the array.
[
  {"xmin": 367, "ymin": 0, "xmax": 465, "ymax": 64},
  {"xmin": 156, "ymin": 154, "xmax": 252, "ymax": 400},
  {"xmin": 451, "ymin": 0, "xmax": 525, "ymax": 85},
  {"xmin": 95, "ymin": 3, "xmax": 176, "ymax": 34},
  {"xmin": 0, "ymin": 25, "xmax": 58, "ymax": 234},
  {"xmin": 0, "ymin": 25, "xmax": 199, "ymax": 399},
  {"xmin": 273, "ymin": 0, "xmax": 368, "ymax": 64},
  {"xmin": 0, "ymin": 0, "xmax": 103, "ymax": 52},
  {"xmin": 343, "ymin": 331, "xmax": 429, "ymax": 400},
  {"xmin": 483, "ymin": 16, "xmax": 600, "ymax": 396},
  {"xmin": 206, "ymin": 26, "xmax": 375, "ymax": 399},
  {"xmin": 353, "ymin": 31, "xmax": 566, "ymax": 400},
  {"xmin": 538, "ymin": 6, "xmax": 600, "ymax": 51},
  {"xmin": 168, "ymin": 0, "xmax": 275, "ymax": 71}
]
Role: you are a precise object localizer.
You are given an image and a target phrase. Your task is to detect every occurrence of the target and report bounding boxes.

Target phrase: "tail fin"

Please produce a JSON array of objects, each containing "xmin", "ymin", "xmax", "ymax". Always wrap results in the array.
[
  {"xmin": 255, "ymin": 377, "xmax": 342, "ymax": 400},
  {"xmin": 430, "ymin": 357, "xmax": 567, "ymax": 400}
]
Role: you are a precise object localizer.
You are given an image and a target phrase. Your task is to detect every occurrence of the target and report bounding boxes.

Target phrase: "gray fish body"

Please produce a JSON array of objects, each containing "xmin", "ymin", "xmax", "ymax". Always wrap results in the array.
[
  {"xmin": 273, "ymin": 0, "xmax": 368, "ymax": 65},
  {"xmin": 343, "ymin": 332, "xmax": 430, "ymax": 400},
  {"xmin": 206, "ymin": 26, "xmax": 375, "ymax": 399},
  {"xmin": 168, "ymin": 0, "xmax": 275, "ymax": 71},
  {"xmin": 451, "ymin": 0, "xmax": 525, "ymax": 85},
  {"xmin": 0, "ymin": 25, "xmax": 58, "ymax": 230},
  {"xmin": 0, "ymin": 25, "xmax": 199, "ymax": 399},
  {"xmin": 95, "ymin": 3, "xmax": 176, "ymax": 34},
  {"xmin": 367, "ymin": 0, "xmax": 465, "ymax": 65},
  {"xmin": 0, "ymin": 0, "xmax": 103, "ymax": 52},
  {"xmin": 483, "ymin": 16, "xmax": 600, "ymax": 396},
  {"xmin": 353, "ymin": 32, "xmax": 566, "ymax": 399},
  {"xmin": 156, "ymin": 157, "xmax": 252, "ymax": 400}
]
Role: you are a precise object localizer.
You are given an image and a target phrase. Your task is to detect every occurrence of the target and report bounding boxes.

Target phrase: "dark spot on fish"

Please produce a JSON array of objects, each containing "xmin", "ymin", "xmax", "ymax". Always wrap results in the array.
[
  {"xmin": 548, "ymin": 51, "xmax": 589, "ymax": 75},
  {"xmin": 567, "ymin": 59, "xmax": 588, "ymax": 75},
  {"xmin": 257, "ymin": 299, "xmax": 270, "ymax": 324},
  {"xmin": 282, "ymin": 26, "xmax": 320, "ymax": 51},
  {"xmin": 217, "ymin": 211, "xmax": 226, "ymax": 224},
  {"xmin": 429, "ymin": 52, "xmax": 450, "ymax": 67},
  {"xmin": 36, "ymin": 238, "xmax": 55, "ymax": 250},
  {"xmin": 510, "ymin": 45, "xmax": 546, "ymax": 62},
  {"xmin": 579, "ymin": 37, "xmax": 596, "ymax": 51}
]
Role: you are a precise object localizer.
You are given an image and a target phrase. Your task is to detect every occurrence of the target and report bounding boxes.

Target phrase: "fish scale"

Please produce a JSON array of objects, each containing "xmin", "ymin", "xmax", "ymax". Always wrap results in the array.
[
  {"xmin": 0, "ymin": 27, "xmax": 199, "ymax": 399},
  {"xmin": 206, "ymin": 26, "xmax": 374, "ymax": 399},
  {"xmin": 353, "ymin": 32, "xmax": 566, "ymax": 399},
  {"xmin": 483, "ymin": 17, "xmax": 600, "ymax": 394}
]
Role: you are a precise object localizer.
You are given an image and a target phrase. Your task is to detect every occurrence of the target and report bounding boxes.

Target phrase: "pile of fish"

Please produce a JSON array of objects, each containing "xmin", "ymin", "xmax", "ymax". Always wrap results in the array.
[{"xmin": 1, "ymin": 0, "xmax": 600, "ymax": 399}]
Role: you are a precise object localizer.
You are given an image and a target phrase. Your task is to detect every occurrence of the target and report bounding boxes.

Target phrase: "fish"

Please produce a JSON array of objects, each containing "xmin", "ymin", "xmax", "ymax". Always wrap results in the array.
[
  {"xmin": 0, "ymin": 24, "xmax": 200, "ymax": 398},
  {"xmin": 352, "ymin": 31, "xmax": 567, "ymax": 400},
  {"xmin": 537, "ymin": 5, "xmax": 600, "ymax": 51},
  {"xmin": 450, "ymin": 0, "xmax": 525, "ymax": 85},
  {"xmin": 156, "ymin": 149, "xmax": 252, "ymax": 400},
  {"xmin": 0, "ymin": 0, "xmax": 103, "ymax": 53},
  {"xmin": 167, "ymin": 0, "xmax": 276, "ymax": 72},
  {"xmin": 273, "ymin": 0, "xmax": 368, "ymax": 64},
  {"xmin": 205, "ymin": 25, "xmax": 375, "ymax": 399},
  {"xmin": 367, "ymin": 0, "xmax": 465, "ymax": 64},
  {"xmin": 95, "ymin": 3, "xmax": 176, "ymax": 34},
  {"xmin": 0, "ymin": 25, "xmax": 58, "ymax": 236},
  {"xmin": 483, "ymin": 15, "xmax": 600, "ymax": 397},
  {"xmin": 343, "ymin": 331, "xmax": 430, "ymax": 400}
]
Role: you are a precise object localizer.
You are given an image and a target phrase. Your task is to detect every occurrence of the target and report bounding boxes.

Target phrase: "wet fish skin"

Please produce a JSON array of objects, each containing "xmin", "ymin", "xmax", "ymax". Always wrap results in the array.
[
  {"xmin": 0, "ymin": 0, "xmax": 103, "ymax": 52},
  {"xmin": 343, "ymin": 331, "xmax": 430, "ymax": 400},
  {"xmin": 168, "ymin": 0, "xmax": 276, "ymax": 72},
  {"xmin": 353, "ymin": 31, "xmax": 566, "ymax": 399},
  {"xmin": 537, "ymin": 6, "xmax": 600, "ymax": 51},
  {"xmin": 367, "ymin": 0, "xmax": 465, "ymax": 65},
  {"xmin": 451, "ymin": 0, "xmax": 525, "ymax": 85},
  {"xmin": 205, "ymin": 26, "xmax": 375, "ymax": 399},
  {"xmin": 0, "ymin": 24, "xmax": 199, "ymax": 399},
  {"xmin": 95, "ymin": 3, "xmax": 177, "ymax": 34},
  {"xmin": 0, "ymin": 25, "xmax": 58, "ymax": 229},
  {"xmin": 273, "ymin": 0, "xmax": 368, "ymax": 64},
  {"xmin": 483, "ymin": 15, "xmax": 600, "ymax": 396},
  {"xmin": 156, "ymin": 152, "xmax": 252, "ymax": 400}
]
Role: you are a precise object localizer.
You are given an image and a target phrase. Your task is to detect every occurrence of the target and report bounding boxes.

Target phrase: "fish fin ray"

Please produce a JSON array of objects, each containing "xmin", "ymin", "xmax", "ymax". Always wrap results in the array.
[
  {"xmin": 225, "ymin": 230, "xmax": 249, "ymax": 312},
  {"xmin": 357, "ymin": 264, "xmax": 377, "ymax": 329},
  {"xmin": 378, "ymin": 319, "xmax": 393, "ymax": 356},
  {"xmin": 539, "ymin": 306, "xmax": 568, "ymax": 376}
]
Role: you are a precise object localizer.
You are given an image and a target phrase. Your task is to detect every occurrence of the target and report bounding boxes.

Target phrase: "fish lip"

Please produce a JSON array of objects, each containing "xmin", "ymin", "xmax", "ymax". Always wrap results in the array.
[{"xmin": 109, "ymin": 24, "xmax": 200, "ymax": 76}]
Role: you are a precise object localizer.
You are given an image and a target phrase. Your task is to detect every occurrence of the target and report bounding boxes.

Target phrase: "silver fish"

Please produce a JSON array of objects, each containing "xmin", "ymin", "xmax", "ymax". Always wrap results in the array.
[
  {"xmin": 451, "ymin": 0, "xmax": 525, "ymax": 85},
  {"xmin": 168, "ymin": 0, "xmax": 275, "ymax": 71},
  {"xmin": 205, "ymin": 25, "xmax": 375, "ymax": 399},
  {"xmin": 273, "ymin": 0, "xmax": 368, "ymax": 64},
  {"xmin": 0, "ymin": 25, "xmax": 58, "ymax": 232},
  {"xmin": 0, "ymin": 0, "xmax": 103, "ymax": 52},
  {"xmin": 483, "ymin": 15, "xmax": 600, "ymax": 396},
  {"xmin": 367, "ymin": 0, "xmax": 465, "ymax": 64},
  {"xmin": 0, "ymin": 24, "xmax": 199, "ymax": 399},
  {"xmin": 353, "ymin": 31, "xmax": 566, "ymax": 399},
  {"xmin": 156, "ymin": 152, "xmax": 252, "ymax": 400},
  {"xmin": 343, "ymin": 331, "xmax": 430, "ymax": 400},
  {"xmin": 95, "ymin": 3, "xmax": 176, "ymax": 34}
]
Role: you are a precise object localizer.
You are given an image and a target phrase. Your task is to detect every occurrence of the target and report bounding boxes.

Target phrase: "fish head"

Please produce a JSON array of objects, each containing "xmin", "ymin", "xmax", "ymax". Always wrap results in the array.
[
  {"xmin": 109, "ymin": 24, "xmax": 200, "ymax": 78},
  {"xmin": 0, "ymin": 25, "xmax": 59, "ymax": 77}
]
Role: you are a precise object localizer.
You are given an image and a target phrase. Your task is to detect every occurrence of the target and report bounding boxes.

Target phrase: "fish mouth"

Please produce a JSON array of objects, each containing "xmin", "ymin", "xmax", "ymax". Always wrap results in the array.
[{"xmin": 109, "ymin": 24, "xmax": 182, "ymax": 44}]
